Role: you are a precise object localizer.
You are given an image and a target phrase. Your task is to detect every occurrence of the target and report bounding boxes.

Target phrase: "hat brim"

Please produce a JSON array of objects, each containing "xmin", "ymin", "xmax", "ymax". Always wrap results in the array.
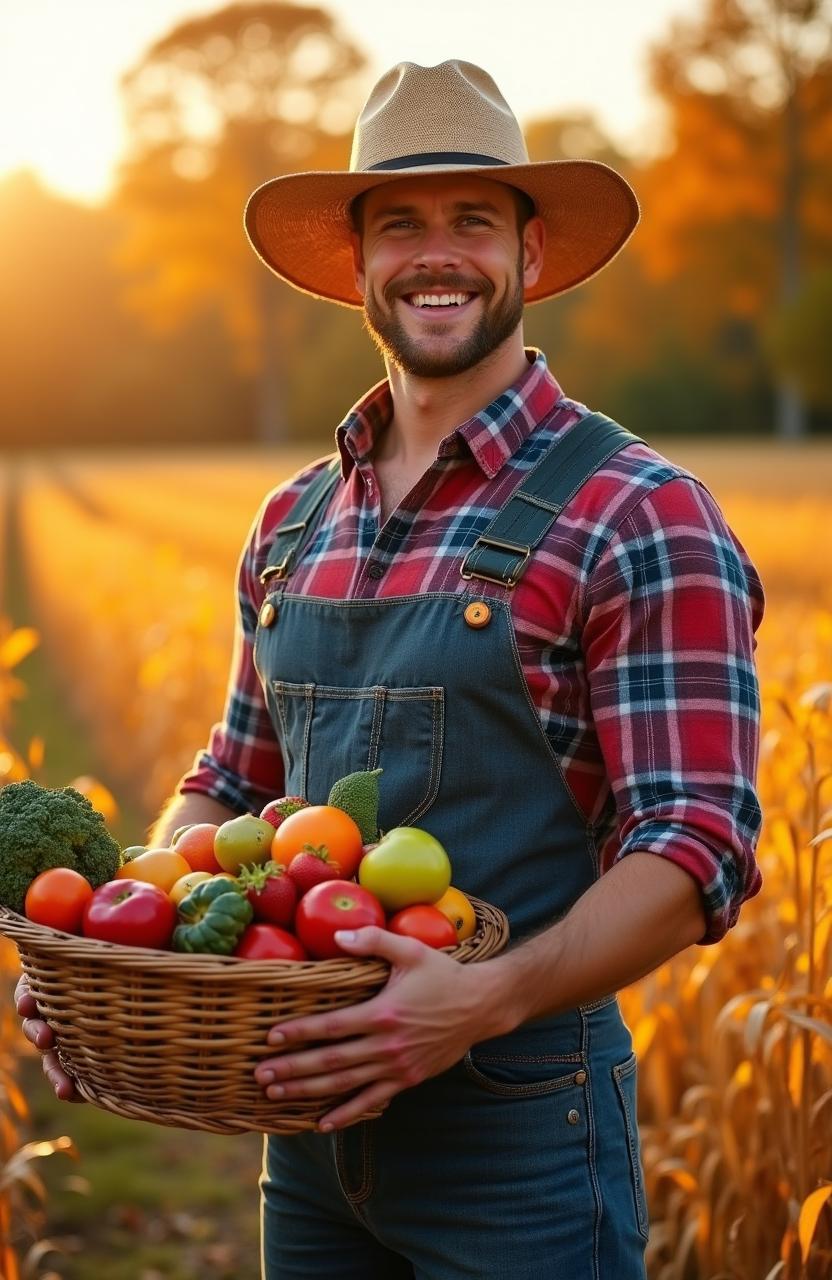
[{"xmin": 244, "ymin": 159, "xmax": 640, "ymax": 308}]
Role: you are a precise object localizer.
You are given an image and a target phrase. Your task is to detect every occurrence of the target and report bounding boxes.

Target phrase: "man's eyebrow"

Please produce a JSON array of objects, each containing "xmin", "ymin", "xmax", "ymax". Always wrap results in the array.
[{"xmin": 368, "ymin": 200, "xmax": 503, "ymax": 222}]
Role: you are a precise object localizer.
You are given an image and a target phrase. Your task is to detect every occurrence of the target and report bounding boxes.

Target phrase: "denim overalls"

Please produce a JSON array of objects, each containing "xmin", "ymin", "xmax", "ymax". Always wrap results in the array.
[{"xmin": 254, "ymin": 415, "xmax": 649, "ymax": 1279}]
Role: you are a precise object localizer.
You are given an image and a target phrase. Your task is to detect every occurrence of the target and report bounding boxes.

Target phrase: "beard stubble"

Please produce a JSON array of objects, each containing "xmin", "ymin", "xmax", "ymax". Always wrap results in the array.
[{"xmin": 362, "ymin": 246, "xmax": 526, "ymax": 379}]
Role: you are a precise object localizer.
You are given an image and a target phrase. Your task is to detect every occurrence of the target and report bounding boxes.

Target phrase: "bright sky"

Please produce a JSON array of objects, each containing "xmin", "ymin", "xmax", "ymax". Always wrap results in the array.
[{"xmin": 0, "ymin": 0, "xmax": 699, "ymax": 205}]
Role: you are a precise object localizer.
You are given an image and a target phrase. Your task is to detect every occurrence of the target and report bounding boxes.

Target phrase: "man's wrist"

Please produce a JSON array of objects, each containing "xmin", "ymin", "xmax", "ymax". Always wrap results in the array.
[{"xmin": 467, "ymin": 933, "xmax": 561, "ymax": 1042}]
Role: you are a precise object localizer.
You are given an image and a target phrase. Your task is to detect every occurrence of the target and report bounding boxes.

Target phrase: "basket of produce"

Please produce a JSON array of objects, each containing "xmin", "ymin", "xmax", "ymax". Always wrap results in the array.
[{"xmin": 0, "ymin": 772, "xmax": 509, "ymax": 1136}]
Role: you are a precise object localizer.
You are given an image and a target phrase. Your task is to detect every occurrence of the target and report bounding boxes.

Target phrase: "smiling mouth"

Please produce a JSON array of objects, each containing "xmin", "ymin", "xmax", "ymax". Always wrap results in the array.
[{"xmin": 400, "ymin": 291, "xmax": 476, "ymax": 312}]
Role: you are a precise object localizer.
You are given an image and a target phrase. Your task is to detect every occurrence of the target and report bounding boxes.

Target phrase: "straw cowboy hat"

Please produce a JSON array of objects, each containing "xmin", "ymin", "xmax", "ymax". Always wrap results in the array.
[{"xmin": 244, "ymin": 59, "xmax": 639, "ymax": 308}]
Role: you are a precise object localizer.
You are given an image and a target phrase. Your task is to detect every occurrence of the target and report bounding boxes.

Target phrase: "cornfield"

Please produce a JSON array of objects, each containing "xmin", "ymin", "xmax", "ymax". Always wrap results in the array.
[{"xmin": 1, "ymin": 443, "xmax": 830, "ymax": 1278}]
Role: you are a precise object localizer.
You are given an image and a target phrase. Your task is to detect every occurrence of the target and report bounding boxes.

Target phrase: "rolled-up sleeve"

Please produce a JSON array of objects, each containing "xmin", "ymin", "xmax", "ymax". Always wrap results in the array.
[{"xmin": 582, "ymin": 476, "xmax": 765, "ymax": 945}]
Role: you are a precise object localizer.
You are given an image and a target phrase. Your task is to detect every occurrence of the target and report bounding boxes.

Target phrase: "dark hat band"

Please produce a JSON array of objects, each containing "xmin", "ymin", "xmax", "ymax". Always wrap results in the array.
[{"xmin": 366, "ymin": 151, "xmax": 509, "ymax": 172}]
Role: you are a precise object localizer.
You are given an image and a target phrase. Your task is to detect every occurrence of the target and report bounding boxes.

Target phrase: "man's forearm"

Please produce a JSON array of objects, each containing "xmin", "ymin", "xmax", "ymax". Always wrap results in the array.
[
  {"xmin": 481, "ymin": 852, "xmax": 707, "ymax": 1037},
  {"xmin": 147, "ymin": 792, "xmax": 238, "ymax": 847}
]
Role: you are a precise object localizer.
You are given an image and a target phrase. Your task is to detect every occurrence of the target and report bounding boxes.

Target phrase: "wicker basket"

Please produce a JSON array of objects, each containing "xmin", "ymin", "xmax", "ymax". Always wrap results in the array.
[{"xmin": 1, "ymin": 897, "xmax": 508, "ymax": 1136}]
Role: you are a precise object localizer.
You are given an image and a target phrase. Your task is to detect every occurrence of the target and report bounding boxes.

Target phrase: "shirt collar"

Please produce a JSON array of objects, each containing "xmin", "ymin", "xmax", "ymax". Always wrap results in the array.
[{"xmin": 335, "ymin": 349, "xmax": 564, "ymax": 482}]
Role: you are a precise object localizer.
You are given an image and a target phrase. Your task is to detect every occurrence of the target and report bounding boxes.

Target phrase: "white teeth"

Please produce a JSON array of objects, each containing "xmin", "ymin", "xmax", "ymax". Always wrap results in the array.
[{"xmin": 410, "ymin": 292, "xmax": 472, "ymax": 308}]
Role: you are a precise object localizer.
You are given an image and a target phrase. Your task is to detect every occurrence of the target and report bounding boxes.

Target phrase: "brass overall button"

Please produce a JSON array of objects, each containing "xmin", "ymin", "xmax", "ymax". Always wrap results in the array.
[
  {"xmin": 259, "ymin": 601, "xmax": 277, "ymax": 628},
  {"xmin": 567, "ymin": 1109, "xmax": 581, "ymax": 1125},
  {"xmin": 574, "ymin": 1070, "xmax": 587, "ymax": 1085},
  {"xmin": 464, "ymin": 601, "xmax": 491, "ymax": 629}
]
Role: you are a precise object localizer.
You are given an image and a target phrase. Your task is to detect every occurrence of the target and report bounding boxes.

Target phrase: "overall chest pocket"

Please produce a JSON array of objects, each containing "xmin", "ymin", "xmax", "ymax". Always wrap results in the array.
[{"xmin": 271, "ymin": 681, "xmax": 445, "ymax": 828}]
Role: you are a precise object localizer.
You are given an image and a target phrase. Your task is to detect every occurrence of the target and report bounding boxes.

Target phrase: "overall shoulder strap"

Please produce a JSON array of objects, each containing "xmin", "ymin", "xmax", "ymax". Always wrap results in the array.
[
  {"xmin": 259, "ymin": 454, "xmax": 341, "ymax": 588},
  {"xmin": 460, "ymin": 413, "xmax": 644, "ymax": 589}
]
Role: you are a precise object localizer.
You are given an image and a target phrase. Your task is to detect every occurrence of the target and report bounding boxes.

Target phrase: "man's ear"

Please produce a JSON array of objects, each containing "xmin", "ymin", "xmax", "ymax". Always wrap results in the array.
[
  {"xmin": 522, "ymin": 216, "xmax": 546, "ymax": 290},
  {"xmin": 350, "ymin": 231, "xmax": 366, "ymax": 296}
]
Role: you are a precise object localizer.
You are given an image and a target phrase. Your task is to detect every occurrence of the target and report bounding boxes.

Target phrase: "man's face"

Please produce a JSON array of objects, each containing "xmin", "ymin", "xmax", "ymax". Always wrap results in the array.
[{"xmin": 351, "ymin": 174, "xmax": 544, "ymax": 379}]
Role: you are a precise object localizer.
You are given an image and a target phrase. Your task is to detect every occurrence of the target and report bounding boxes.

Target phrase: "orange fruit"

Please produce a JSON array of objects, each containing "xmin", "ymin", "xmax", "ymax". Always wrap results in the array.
[
  {"xmin": 432, "ymin": 886, "xmax": 477, "ymax": 941},
  {"xmin": 174, "ymin": 823, "xmax": 222, "ymax": 874},
  {"xmin": 271, "ymin": 806, "xmax": 364, "ymax": 877},
  {"xmin": 116, "ymin": 848, "xmax": 191, "ymax": 893},
  {"xmin": 169, "ymin": 871, "xmax": 213, "ymax": 905}
]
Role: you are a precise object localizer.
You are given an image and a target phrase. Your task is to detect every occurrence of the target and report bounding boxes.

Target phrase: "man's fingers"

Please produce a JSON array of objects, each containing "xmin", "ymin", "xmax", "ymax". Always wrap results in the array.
[
  {"xmin": 21, "ymin": 1017, "xmax": 53, "ymax": 1051},
  {"xmin": 317, "ymin": 1080, "xmax": 398, "ymax": 1132},
  {"xmin": 42, "ymin": 1050, "xmax": 79, "ymax": 1102},
  {"xmin": 265, "ymin": 995, "xmax": 390, "ymax": 1049},
  {"xmin": 255, "ymin": 1033, "xmax": 389, "ymax": 1087},
  {"xmin": 14, "ymin": 975, "xmax": 39, "ymax": 1018},
  {"xmin": 264, "ymin": 1059, "xmax": 382, "ymax": 1102}
]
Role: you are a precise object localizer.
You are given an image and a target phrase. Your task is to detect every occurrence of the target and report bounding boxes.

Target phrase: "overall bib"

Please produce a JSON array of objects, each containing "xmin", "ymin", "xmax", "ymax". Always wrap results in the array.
[{"xmin": 255, "ymin": 416, "xmax": 650, "ymax": 1279}]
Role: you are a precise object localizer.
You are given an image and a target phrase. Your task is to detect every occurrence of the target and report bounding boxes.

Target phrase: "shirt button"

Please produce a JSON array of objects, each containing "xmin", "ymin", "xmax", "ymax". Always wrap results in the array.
[
  {"xmin": 464, "ymin": 601, "xmax": 491, "ymax": 629},
  {"xmin": 367, "ymin": 562, "xmax": 386, "ymax": 580}
]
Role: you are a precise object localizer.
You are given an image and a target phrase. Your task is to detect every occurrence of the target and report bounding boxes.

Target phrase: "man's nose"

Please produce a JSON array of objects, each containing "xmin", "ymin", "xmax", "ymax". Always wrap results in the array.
[{"xmin": 412, "ymin": 226, "xmax": 463, "ymax": 273}]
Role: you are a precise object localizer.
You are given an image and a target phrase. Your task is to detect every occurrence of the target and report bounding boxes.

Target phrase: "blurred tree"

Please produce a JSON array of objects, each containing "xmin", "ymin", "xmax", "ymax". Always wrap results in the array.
[
  {"xmin": 766, "ymin": 266, "xmax": 832, "ymax": 404},
  {"xmin": 642, "ymin": 0, "xmax": 832, "ymax": 437},
  {"xmin": 113, "ymin": 2, "xmax": 367, "ymax": 442},
  {"xmin": 0, "ymin": 171, "xmax": 246, "ymax": 450}
]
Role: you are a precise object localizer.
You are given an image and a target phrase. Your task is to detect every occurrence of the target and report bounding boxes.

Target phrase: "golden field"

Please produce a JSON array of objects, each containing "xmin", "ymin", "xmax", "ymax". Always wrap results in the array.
[{"xmin": 1, "ymin": 440, "xmax": 831, "ymax": 1279}]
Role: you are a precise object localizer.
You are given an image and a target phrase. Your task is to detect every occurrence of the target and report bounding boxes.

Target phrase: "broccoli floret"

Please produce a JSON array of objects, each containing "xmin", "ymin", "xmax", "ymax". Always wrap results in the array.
[{"xmin": 0, "ymin": 779, "xmax": 122, "ymax": 913}]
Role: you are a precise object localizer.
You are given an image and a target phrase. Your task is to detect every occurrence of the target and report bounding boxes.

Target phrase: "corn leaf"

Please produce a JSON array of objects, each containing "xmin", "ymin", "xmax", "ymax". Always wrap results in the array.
[
  {"xmin": 798, "ymin": 1183, "xmax": 832, "ymax": 1263},
  {"xmin": 744, "ymin": 999, "xmax": 773, "ymax": 1056},
  {"xmin": 782, "ymin": 1009, "xmax": 832, "ymax": 1047}
]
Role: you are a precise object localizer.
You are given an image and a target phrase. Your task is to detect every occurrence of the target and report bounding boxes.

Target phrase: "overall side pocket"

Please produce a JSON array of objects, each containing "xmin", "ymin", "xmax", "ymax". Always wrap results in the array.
[{"xmin": 612, "ymin": 1051, "xmax": 650, "ymax": 1242}]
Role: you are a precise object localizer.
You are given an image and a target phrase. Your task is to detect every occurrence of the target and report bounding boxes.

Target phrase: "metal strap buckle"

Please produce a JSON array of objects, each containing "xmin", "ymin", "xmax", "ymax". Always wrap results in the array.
[
  {"xmin": 460, "ymin": 536, "xmax": 531, "ymax": 589},
  {"xmin": 257, "ymin": 521, "xmax": 308, "ymax": 585},
  {"xmin": 258, "ymin": 554, "xmax": 291, "ymax": 585}
]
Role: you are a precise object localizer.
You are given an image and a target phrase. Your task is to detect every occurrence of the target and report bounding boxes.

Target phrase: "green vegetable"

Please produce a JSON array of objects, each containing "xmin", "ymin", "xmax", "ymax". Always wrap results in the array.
[
  {"xmin": 173, "ymin": 878, "xmax": 253, "ymax": 954},
  {"xmin": 327, "ymin": 767, "xmax": 383, "ymax": 844},
  {"xmin": 0, "ymin": 779, "xmax": 122, "ymax": 914}
]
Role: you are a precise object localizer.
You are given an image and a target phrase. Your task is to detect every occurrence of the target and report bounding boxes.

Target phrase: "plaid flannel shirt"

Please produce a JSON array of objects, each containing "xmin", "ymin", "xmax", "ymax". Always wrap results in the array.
[{"xmin": 180, "ymin": 350, "xmax": 764, "ymax": 944}]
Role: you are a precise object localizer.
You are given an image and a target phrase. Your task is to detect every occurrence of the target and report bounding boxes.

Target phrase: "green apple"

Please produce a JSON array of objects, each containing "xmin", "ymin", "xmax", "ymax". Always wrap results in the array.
[{"xmin": 358, "ymin": 827, "xmax": 451, "ymax": 912}]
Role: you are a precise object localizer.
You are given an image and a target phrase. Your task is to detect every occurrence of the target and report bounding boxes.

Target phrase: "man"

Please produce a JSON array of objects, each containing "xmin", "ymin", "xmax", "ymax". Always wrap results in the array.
[{"xmin": 17, "ymin": 60, "xmax": 764, "ymax": 1278}]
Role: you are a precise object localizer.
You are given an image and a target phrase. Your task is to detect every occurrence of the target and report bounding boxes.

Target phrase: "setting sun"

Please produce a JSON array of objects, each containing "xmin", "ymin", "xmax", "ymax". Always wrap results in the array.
[{"xmin": 0, "ymin": 0, "xmax": 689, "ymax": 204}]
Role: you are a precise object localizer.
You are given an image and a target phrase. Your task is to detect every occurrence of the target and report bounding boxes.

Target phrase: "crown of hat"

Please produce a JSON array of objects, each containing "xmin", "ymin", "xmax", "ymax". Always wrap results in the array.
[{"xmin": 349, "ymin": 60, "xmax": 531, "ymax": 173}]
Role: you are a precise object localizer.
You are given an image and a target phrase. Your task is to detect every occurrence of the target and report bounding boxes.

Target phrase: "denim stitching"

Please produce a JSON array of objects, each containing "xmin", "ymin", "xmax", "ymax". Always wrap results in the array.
[
  {"xmin": 351, "ymin": 1122, "xmax": 375, "ymax": 1206},
  {"xmin": 332, "ymin": 1127, "xmax": 375, "ymax": 1213},
  {"xmin": 462, "ymin": 1053, "xmax": 583, "ymax": 1098},
  {"xmin": 473, "ymin": 1052, "xmax": 583, "ymax": 1064},
  {"xmin": 581, "ymin": 1006, "xmax": 602, "ymax": 1280},
  {"xmin": 367, "ymin": 687, "xmax": 386, "ymax": 771},
  {"xmin": 613, "ymin": 1054, "xmax": 650, "ymax": 1241},
  {"xmin": 301, "ymin": 684, "xmax": 314, "ymax": 800},
  {"xmin": 400, "ymin": 688, "xmax": 445, "ymax": 826},
  {"xmin": 270, "ymin": 680, "xmax": 444, "ymax": 826},
  {"xmin": 581, "ymin": 994, "xmax": 617, "ymax": 1014}
]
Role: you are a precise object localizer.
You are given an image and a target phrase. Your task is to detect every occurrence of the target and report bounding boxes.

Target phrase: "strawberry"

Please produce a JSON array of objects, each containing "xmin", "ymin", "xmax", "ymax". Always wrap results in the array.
[
  {"xmin": 236, "ymin": 861, "xmax": 298, "ymax": 928},
  {"xmin": 260, "ymin": 795, "xmax": 309, "ymax": 831},
  {"xmin": 287, "ymin": 846, "xmax": 342, "ymax": 897}
]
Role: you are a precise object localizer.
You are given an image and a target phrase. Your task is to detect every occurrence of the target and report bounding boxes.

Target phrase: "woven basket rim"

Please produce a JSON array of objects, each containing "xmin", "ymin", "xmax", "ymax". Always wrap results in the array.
[{"xmin": 0, "ymin": 895, "xmax": 505, "ymax": 976}]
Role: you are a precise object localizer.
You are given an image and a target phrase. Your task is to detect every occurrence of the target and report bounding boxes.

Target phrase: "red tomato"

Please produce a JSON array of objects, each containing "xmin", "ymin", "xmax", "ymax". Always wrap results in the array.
[
  {"xmin": 294, "ymin": 880, "xmax": 386, "ymax": 959},
  {"xmin": 82, "ymin": 879, "xmax": 176, "ymax": 949},
  {"xmin": 24, "ymin": 867, "xmax": 93, "ymax": 933},
  {"xmin": 271, "ymin": 806, "xmax": 364, "ymax": 878},
  {"xmin": 233, "ymin": 924, "xmax": 308, "ymax": 961},
  {"xmin": 387, "ymin": 905, "xmax": 458, "ymax": 949}
]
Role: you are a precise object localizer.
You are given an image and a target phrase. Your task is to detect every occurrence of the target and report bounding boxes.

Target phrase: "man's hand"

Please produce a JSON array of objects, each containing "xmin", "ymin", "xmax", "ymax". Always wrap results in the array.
[
  {"xmin": 254, "ymin": 927, "xmax": 506, "ymax": 1132},
  {"xmin": 14, "ymin": 974, "xmax": 81, "ymax": 1103}
]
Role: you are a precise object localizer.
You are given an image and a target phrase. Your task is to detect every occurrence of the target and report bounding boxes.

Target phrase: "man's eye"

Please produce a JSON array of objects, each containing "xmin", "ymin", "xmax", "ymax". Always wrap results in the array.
[{"xmin": 460, "ymin": 215, "xmax": 489, "ymax": 226}]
